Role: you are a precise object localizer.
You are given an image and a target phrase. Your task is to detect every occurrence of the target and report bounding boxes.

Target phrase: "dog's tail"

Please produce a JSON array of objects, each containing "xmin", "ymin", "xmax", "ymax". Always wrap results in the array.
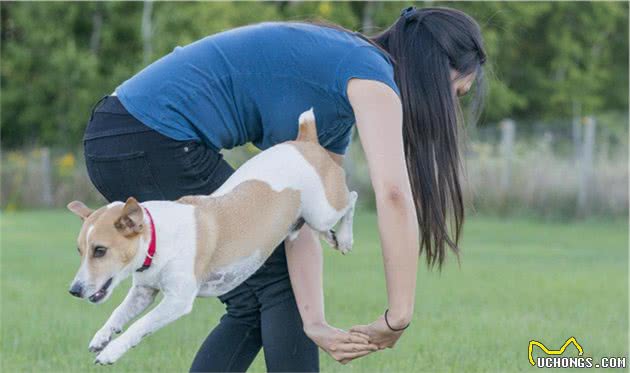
[{"xmin": 296, "ymin": 108, "xmax": 319, "ymax": 143}]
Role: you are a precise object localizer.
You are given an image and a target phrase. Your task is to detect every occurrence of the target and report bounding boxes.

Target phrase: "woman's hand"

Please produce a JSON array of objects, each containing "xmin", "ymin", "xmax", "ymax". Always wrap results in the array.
[
  {"xmin": 350, "ymin": 314, "xmax": 406, "ymax": 350},
  {"xmin": 304, "ymin": 322, "xmax": 379, "ymax": 364}
]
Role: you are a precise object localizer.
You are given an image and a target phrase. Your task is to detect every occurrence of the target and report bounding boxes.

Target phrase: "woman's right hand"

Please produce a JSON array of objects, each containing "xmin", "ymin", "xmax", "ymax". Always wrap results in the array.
[
  {"xmin": 350, "ymin": 314, "xmax": 406, "ymax": 349},
  {"xmin": 303, "ymin": 322, "xmax": 379, "ymax": 364}
]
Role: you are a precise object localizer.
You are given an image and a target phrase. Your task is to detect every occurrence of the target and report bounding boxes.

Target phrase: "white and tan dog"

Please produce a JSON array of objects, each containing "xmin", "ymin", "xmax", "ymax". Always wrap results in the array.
[{"xmin": 67, "ymin": 109, "xmax": 358, "ymax": 365}]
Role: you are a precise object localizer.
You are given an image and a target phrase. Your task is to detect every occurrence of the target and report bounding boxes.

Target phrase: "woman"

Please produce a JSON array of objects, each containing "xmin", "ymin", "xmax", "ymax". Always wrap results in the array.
[{"xmin": 82, "ymin": 6, "xmax": 486, "ymax": 372}]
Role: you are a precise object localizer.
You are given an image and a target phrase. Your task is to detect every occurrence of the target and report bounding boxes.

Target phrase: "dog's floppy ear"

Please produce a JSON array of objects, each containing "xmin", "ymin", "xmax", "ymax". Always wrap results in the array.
[
  {"xmin": 114, "ymin": 197, "xmax": 144, "ymax": 237},
  {"xmin": 67, "ymin": 201, "xmax": 94, "ymax": 220}
]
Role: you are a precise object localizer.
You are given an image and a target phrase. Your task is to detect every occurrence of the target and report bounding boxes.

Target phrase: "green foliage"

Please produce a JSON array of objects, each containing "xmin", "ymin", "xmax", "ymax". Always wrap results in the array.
[
  {"xmin": 451, "ymin": 1, "xmax": 629, "ymax": 120},
  {"xmin": 1, "ymin": 1, "xmax": 628, "ymax": 147}
]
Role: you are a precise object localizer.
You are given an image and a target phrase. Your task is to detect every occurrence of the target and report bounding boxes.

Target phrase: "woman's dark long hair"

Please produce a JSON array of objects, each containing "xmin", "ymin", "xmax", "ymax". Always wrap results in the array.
[
  {"xmin": 370, "ymin": 7, "xmax": 487, "ymax": 268},
  {"xmin": 308, "ymin": 6, "xmax": 486, "ymax": 267}
]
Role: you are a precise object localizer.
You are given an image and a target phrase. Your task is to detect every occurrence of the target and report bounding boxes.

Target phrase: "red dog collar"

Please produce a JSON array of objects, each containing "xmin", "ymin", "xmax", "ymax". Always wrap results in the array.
[{"xmin": 136, "ymin": 207, "xmax": 156, "ymax": 272}]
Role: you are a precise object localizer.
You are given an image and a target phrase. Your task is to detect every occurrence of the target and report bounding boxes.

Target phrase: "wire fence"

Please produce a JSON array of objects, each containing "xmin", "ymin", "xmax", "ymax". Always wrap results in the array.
[{"xmin": 1, "ymin": 114, "xmax": 627, "ymax": 218}]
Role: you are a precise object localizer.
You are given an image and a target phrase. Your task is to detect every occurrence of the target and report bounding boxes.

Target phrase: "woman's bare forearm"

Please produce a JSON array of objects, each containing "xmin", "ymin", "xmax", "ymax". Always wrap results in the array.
[
  {"xmin": 374, "ymin": 187, "xmax": 420, "ymax": 327},
  {"xmin": 285, "ymin": 226, "xmax": 326, "ymax": 328},
  {"xmin": 348, "ymin": 78, "xmax": 420, "ymax": 329}
]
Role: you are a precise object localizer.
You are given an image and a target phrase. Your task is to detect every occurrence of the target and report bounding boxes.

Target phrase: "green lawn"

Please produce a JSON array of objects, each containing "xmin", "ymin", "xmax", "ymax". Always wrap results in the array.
[{"xmin": 1, "ymin": 210, "xmax": 627, "ymax": 372}]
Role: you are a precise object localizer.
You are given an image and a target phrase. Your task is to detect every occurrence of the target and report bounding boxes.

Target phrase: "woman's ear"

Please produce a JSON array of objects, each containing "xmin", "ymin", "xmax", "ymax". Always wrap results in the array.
[
  {"xmin": 114, "ymin": 197, "xmax": 144, "ymax": 237},
  {"xmin": 67, "ymin": 201, "xmax": 94, "ymax": 220}
]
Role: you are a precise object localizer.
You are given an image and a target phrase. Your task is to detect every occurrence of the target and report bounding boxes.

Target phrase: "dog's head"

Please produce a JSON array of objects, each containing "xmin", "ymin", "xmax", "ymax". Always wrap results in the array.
[{"xmin": 67, "ymin": 197, "xmax": 147, "ymax": 304}]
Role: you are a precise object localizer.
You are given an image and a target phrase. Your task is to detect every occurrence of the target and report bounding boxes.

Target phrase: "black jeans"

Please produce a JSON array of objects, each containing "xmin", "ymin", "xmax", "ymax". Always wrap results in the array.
[{"xmin": 83, "ymin": 96, "xmax": 319, "ymax": 372}]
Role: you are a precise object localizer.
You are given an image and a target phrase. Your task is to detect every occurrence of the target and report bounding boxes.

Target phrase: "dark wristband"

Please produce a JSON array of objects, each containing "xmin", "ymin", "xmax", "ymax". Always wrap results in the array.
[{"xmin": 384, "ymin": 309, "xmax": 410, "ymax": 332}]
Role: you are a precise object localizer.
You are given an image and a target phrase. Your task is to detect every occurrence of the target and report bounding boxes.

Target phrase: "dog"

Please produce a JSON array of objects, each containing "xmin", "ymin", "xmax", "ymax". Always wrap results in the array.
[{"xmin": 67, "ymin": 108, "xmax": 358, "ymax": 365}]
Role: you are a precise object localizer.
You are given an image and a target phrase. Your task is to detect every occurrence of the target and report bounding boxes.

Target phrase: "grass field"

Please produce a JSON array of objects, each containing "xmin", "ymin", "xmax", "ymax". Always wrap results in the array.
[{"xmin": 1, "ymin": 210, "xmax": 628, "ymax": 372}]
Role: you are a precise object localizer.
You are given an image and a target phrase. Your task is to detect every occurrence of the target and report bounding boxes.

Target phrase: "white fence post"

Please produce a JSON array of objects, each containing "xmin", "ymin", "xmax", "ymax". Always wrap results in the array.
[
  {"xmin": 499, "ymin": 119, "xmax": 515, "ymax": 193},
  {"xmin": 40, "ymin": 147, "xmax": 54, "ymax": 207},
  {"xmin": 577, "ymin": 116, "xmax": 596, "ymax": 216}
]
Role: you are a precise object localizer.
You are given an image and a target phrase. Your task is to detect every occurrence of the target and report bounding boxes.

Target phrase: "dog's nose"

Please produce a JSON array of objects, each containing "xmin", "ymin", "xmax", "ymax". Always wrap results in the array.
[{"xmin": 69, "ymin": 282, "xmax": 83, "ymax": 298}]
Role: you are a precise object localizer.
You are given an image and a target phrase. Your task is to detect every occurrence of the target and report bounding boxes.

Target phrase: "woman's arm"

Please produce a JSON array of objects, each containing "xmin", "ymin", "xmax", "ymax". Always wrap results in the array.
[
  {"xmin": 285, "ymin": 223, "xmax": 378, "ymax": 363},
  {"xmin": 285, "ymin": 227, "xmax": 325, "ymax": 328},
  {"xmin": 347, "ymin": 78, "xmax": 420, "ymax": 348}
]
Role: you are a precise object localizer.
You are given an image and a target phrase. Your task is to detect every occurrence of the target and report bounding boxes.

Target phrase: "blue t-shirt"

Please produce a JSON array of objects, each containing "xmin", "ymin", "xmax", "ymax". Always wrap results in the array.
[{"xmin": 116, "ymin": 22, "xmax": 399, "ymax": 154}]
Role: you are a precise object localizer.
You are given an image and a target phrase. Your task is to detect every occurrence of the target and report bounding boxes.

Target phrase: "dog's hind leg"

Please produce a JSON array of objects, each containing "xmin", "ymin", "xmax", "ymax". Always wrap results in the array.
[
  {"xmin": 287, "ymin": 217, "xmax": 305, "ymax": 241},
  {"xmin": 332, "ymin": 191, "xmax": 357, "ymax": 255},
  {"xmin": 308, "ymin": 191, "xmax": 357, "ymax": 255},
  {"xmin": 319, "ymin": 229, "xmax": 338, "ymax": 248}
]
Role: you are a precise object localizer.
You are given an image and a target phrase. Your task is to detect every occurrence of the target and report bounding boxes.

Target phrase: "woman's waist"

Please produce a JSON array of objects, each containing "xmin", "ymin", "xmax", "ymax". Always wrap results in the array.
[{"xmin": 84, "ymin": 96, "xmax": 156, "ymax": 141}]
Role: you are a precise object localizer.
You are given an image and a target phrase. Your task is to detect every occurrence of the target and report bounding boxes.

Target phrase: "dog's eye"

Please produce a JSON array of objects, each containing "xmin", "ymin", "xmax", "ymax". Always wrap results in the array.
[{"xmin": 93, "ymin": 246, "xmax": 108, "ymax": 258}]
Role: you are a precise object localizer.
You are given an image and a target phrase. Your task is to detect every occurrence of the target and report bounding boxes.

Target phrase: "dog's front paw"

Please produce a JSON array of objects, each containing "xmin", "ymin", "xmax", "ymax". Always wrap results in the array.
[
  {"xmin": 94, "ymin": 339, "xmax": 127, "ymax": 365},
  {"xmin": 89, "ymin": 328, "xmax": 113, "ymax": 353}
]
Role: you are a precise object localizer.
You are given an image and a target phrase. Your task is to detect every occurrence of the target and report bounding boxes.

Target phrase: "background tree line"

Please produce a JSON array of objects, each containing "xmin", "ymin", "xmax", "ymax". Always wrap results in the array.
[{"xmin": 1, "ymin": 1, "xmax": 627, "ymax": 148}]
